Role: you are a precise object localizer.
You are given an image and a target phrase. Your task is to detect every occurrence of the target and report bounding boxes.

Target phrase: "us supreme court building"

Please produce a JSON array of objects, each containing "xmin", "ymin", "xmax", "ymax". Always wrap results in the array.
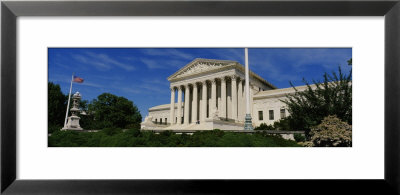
[{"xmin": 141, "ymin": 58, "xmax": 310, "ymax": 130}]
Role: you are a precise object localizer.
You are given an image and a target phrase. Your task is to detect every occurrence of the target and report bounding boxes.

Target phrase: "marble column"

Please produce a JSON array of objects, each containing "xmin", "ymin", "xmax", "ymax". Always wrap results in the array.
[
  {"xmin": 192, "ymin": 83, "xmax": 198, "ymax": 123},
  {"xmin": 177, "ymin": 86, "xmax": 183, "ymax": 124},
  {"xmin": 184, "ymin": 84, "xmax": 190, "ymax": 125},
  {"xmin": 201, "ymin": 81, "xmax": 207, "ymax": 122},
  {"xmin": 231, "ymin": 75, "xmax": 238, "ymax": 121},
  {"xmin": 220, "ymin": 77, "xmax": 226, "ymax": 119},
  {"xmin": 169, "ymin": 87, "xmax": 175, "ymax": 125},
  {"xmin": 237, "ymin": 79, "xmax": 243, "ymax": 122},
  {"xmin": 211, "ymin": 79, "xmax": 217, "ymax": 115}
]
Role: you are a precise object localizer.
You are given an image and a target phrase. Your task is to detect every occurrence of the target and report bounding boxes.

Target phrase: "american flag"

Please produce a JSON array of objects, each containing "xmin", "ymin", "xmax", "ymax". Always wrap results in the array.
[{"xmin": 73, "ymin": 75, "xmax": 84, "ymax": 83}]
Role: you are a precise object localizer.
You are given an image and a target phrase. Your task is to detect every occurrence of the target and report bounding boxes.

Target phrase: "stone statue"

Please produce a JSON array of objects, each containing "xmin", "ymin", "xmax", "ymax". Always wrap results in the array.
[{"xmin": 61, "ymin": 92, "xmax": 83, "ymax": 131}]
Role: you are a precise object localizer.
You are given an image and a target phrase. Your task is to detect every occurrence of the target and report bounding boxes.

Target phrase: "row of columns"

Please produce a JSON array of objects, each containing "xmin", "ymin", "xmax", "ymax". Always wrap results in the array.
[{"xmin": 169, "ymin": 75, "xmax": 248, "ymax": 125}]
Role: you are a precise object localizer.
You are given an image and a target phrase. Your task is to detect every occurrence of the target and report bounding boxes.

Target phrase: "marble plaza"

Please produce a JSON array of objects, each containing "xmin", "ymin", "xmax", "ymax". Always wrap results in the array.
[{"xmin": 141, "ymin": 58, "xmax": 311, "ymax": 131}]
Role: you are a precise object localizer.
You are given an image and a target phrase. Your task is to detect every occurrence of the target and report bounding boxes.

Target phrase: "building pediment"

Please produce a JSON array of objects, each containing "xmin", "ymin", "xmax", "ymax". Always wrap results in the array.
[{"xmin": 168, "ymin": 58, "xmax": 237, "ymax": 81}]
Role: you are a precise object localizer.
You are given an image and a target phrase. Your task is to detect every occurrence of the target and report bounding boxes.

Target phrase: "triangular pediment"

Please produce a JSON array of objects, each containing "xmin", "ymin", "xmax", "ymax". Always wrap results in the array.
[{"xmin": 168, "ymin": 58, "xmax": 237, "ymax": 81}]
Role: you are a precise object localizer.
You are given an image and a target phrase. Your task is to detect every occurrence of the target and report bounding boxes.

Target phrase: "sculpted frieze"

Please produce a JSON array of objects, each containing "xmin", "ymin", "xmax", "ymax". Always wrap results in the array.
[{"xmin": 175, "ymin": 62, "xmax": 230, "ymax": 78}]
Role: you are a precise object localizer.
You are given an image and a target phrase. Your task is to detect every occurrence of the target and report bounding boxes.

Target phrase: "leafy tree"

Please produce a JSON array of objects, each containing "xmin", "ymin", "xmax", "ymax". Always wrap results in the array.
[
  {"xmin": 89, "ymin": 93, "xmax": 142, "ymax": 129},
  {"xmin": 48, "ymin": 82, "xmax": 67, "ymax": 133},
  {"xmin": 281, "ymin": 66, "xmax": 352, "ymax": 137}
]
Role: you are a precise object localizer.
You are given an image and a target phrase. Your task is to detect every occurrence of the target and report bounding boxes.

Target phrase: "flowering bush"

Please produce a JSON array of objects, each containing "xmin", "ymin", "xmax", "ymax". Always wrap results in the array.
[{"xmin": 309, "ymin": 115, "xmax": 352, "ymax": 147}]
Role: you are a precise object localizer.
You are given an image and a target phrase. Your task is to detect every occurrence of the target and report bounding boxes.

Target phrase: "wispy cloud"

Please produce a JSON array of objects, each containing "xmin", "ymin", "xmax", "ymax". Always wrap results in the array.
[
  {"xmin": 141, "ymin": 48, "xmax": 195, "ymax": 61},
  {"xmin": 72, "ymin": 54, "xmax": 112, "ymax": 71},
  {"xmin": 85, "ymin": 52, "xmax": 136, "ymax": 71},
  {"xmin": 280, "ymin": 48, "xmax": 351, "ymax": 69},
  {"xmin": 80, "ymin": 81, "xmax": 103, "ymax": 88},
  {"xmin": 212, "ymin": 48, "xmax": 244, "ymax": 62},
  {"xmin": 140, "ymin": 58, "xmax": 187, "ymax": 70},
  {"xmin": 140, "ymin": 58, "xmax": 166, "ymax": 69},
  {"xmin": 120, "ymin": 87, "xmax": 142, "ymax": 94},
  {"xmin": 71, "ymin": 51, "xmax": 135, "ymax": 71},
  {"xmin": 251, "ymin": 59, "xmax": 301, "ymax": 82}
]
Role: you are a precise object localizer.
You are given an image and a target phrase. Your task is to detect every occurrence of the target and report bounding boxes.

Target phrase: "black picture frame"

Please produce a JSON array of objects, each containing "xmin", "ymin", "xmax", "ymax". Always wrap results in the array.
[{"xmin": 1, "ymin": 0, "xmax": 399, "ymax": 194}]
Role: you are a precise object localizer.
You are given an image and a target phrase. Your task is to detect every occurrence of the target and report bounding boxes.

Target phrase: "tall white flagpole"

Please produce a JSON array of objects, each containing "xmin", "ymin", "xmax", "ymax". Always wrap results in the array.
[
  {"xmin": 244, "ymin": 48, "xmax": 254, "ymax": 130},
  {"xmin": 63, "ymin": 73, "xmax": 74, "ymax": 128}
]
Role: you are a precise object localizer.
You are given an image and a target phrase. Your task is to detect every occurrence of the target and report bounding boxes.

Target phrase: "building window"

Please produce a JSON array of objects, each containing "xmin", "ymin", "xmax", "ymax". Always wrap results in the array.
[
  {"xmin": 280, "ymin": 109, "xmax": 286, "ymax": 118},
  {"xmin": 160, "ymin": 118, "xmax": 162, "ymax": 124},
  {"xmin": 258, "ymin": 111, "xmax": 263, "ymax": 121},
  {"xmin": 269, "ymin": 110, "xmax": 274, "ymax": 120},
  {"xmin": 165, "ymin": 118, "xmax": 167, "ymax": 124},
  {"xmin": 155, "ymin": 119, "xmax": 157, "ymax": 123}
]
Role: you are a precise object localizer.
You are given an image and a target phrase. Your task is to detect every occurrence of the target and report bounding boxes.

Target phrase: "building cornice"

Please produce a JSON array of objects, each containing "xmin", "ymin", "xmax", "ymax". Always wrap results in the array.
[{"xmin": 168, "ymin": 58, "xmax": 277, "ymax": 89}]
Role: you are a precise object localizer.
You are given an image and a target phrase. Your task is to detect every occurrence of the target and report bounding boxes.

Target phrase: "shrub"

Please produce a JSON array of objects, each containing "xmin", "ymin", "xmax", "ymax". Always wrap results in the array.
[
  {"xmin": 294, "ymin": 133, "xmax": 306, "ymax": 142},
  {"xmin": 49, "ymin": 129, "xmax": 301, "ymax": 147},
  {"xmin": 101, "ymin": 128, "xmax": 123, "ymax": 136},
  {"xmin": 48, "ymin": 124, "xmax": 62, "ymax": 134},
  {"xmin": 309, "ymin": 115, "xmax": 352, "ymax": 147},
  {"xmin": 272, "ymin": 118, "xmax": 293, "ymax": 131},
  {"xmin": 254, "ymin": 123, "xmax": 274, "ymax": 130}
]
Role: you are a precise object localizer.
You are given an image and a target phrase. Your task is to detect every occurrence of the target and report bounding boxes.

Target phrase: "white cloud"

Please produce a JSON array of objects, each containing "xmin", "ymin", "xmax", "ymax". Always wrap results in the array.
[
  {"xmin": 141, "ymin": 48, "xmax": 194, "ymax": 61},
  {"xmin": 120, "ymin": 87, "xmax": 142, "ymax": 94},
  {"xmin": 85, "ymin": 52, "xmax": 136, "ymax": 71},
  {"xmin": 71, "ymin": 51, "xmax": 136, "ymax": 71},
  {"xmin": 80, "ymin": 82, "xmax": 103, "ymax": 88},
  {"xmin": 140, "ymin": 58, "xmax": 165, "ymax": 69},
  {"xmin": 72, "ymin": 54, "xmax": 112, "ymax": 71},
  {"xmin": 213, "ymin": 48, "xmax": 244, "ymax": 62}
]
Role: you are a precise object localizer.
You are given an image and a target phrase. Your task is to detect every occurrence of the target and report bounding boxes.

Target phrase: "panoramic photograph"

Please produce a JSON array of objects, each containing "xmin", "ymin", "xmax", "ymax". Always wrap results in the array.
[{"xmin": 48, "ymin": 48, "xmax": 352, "ymax": 147}]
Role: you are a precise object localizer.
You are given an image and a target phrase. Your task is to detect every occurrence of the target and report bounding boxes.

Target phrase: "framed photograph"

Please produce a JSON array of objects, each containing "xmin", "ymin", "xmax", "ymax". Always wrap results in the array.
[{"xmin": 2, "ymin": 0, "xmax": 400, "ymax": 194}]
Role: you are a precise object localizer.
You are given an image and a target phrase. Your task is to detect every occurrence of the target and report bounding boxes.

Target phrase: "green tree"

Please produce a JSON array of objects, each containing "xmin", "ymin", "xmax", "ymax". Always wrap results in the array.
[
  {"xmin": 89, "ymin": 93, "xmax": 142, "ymax": 129},
  {"xmin": 281, "ymin": 67, "xmax": 352, "ymax": 137},
  {"xmin": 48, "ymin": 82, "xmax": 67, "ymax": 133}
]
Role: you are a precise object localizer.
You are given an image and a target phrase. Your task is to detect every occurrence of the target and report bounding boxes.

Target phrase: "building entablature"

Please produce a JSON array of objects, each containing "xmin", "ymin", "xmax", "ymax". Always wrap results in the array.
[
  {"xmin": 168, "ymin": 58, "xmax": 277, "ymax": 89},
  {"xmin": 169, "ymin": 69, "xmax": 247, "ymax": 90}
]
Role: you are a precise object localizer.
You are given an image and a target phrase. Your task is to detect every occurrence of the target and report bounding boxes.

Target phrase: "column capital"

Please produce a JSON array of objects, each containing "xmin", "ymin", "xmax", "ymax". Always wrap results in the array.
[
  {"xmin": 201, "ymin": 80, "xmax": 207, "ymax": 85},
  {"xmin": 170, "ymin": 87, "xmax": 175, "ymax": 92},
  {"xmin": 211, "ymin": 79, "xmax": 217, "ymax": 84},
  {"xmin": 230, "ymin": 75, "xmax": 238, "ymax": 81},
  {"xmin": 193, "ymin": 82, "xmax": 198, "ymax": 88},
  {"xmin": 220, "ymin": 76, "xmax": 227, "ymax": 82}
]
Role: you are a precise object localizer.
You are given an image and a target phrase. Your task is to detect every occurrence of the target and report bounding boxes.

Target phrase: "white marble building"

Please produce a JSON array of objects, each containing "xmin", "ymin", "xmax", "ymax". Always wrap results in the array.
[{"xmin": 141, "ymin": 58, "xmax": 310, "ymax": 130}]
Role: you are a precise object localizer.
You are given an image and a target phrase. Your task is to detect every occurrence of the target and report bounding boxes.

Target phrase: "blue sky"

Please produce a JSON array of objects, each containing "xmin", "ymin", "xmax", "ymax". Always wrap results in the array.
[{"xmin": 48, "ymin": 48, "xmax": 352, "ymax": 119}]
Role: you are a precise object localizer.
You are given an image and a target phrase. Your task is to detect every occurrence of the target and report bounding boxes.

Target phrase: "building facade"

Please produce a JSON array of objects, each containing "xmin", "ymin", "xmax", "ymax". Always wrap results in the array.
[{"xmin": 141, "ymin": 58, "xmax": 309, "ymax": 130}]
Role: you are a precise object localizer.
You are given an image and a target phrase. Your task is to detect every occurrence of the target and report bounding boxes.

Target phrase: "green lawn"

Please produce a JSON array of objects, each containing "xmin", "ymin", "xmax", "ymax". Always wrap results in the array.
[{"xmin": 48, "ymin": 129, "xmax": 301, "ymax": 147}]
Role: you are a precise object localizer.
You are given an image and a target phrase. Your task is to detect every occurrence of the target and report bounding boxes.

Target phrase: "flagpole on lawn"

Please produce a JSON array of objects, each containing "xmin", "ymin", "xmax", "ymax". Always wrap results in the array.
[
  {"xmin": 63, "ymin": 73, "xmax": 74, "ymax": 128},
  {"xmin": 244, "ymin": 48, "xmax": 254, "ymax": 130}
]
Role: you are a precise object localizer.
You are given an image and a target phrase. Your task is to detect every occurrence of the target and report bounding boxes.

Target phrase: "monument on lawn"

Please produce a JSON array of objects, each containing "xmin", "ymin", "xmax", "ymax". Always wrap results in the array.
[{"xmin": 61, "ymin": 92, "xmax": 83, "ymax": 131}]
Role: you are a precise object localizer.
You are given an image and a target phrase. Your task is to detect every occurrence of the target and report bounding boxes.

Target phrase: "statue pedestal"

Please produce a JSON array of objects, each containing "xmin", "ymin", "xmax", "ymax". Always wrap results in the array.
[
  {"xmin": 244, "ymin": 114, "xmax": 254, "ymax": 130},
  {"xmin": 61, "ymin": 116, "xmax": 83, "ymax": 131}
]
